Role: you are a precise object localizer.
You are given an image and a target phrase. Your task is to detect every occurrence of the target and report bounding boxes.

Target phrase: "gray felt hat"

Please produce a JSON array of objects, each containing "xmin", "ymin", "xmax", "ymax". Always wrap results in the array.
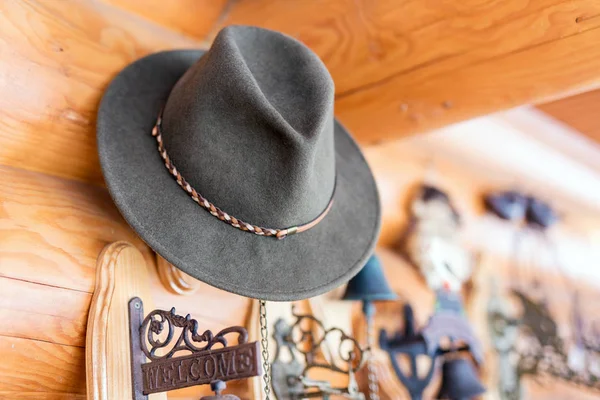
[{"xmin": 97, "ymin": 25, "xmax": 381, "ymax": 301}]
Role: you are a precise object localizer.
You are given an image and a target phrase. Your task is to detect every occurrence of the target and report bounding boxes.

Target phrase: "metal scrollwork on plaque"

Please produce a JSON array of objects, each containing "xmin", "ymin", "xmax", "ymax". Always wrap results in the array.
[
  {"xmin": 271, "ymin": 307, "xmax": 366, "ymax": 400},
  {"xmin": 141, "ymin": 307, "xmax": 249, "ymax": 360},
  {"xmin": 128, "ymin": 297, "xmax": 261, "ymax": 400}
]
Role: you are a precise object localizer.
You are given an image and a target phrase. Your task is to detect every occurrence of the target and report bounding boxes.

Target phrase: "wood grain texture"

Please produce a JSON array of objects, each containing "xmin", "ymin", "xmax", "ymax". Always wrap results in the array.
[
  {"xmin": 0, "ymin": 165, "xmax": 153, "ymax": 293},
  {"xmin": 0, "ymin": 308, "xmax": 86, "ymax": 348},
  {"xmin": 0, "ymin": 0, "xmax": 200, "ymax": 184},
  {"xmin": 0, "ymin": 336, "xmax": 86, "ymax": 394},
  {"xmin": 86, "ymin": 242, "xmax": 124, "ymax": 400},
  {"xmin": 149, "ymin": 269, "xmax": 250, "ymax": 329},
  {"xmin": 0, "ymin": 277, "xmax": 89, "ymax": 347},
  {"xmin": 101, "ymin": 0, "xmax": 229, "ymax": 38},
  {"xmin": 0, "ymin": 165, "xmax": 249, "ymax": 397},
  {"xmin": 220, "ymin": 0, "xmax": 600, "ymax": 143},
  {"xmin": 0, "ymin": 162, "xmax": 248, "ymax": 322},
  {"xmin": 0, "ymin": 392, "xmax": 86, "ymax": 400},
  {"xmin": 336, "ymin": 23, "xmax": 600, "ymax": 144},
  {"xmin": 538, "ymin": 89, "xmax": 600, "ymax": 144},
  {"xmin": 156, "ymin": 255, "xmax": 201, "ymax": 295},
  {"xmin": 85, "ymin": 242, "xmax": 166, "ymax": 400}
]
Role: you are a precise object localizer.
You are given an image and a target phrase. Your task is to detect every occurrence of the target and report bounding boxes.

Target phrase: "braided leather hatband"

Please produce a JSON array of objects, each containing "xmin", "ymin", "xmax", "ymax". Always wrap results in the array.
[{"xmin": 151, "ymin": 111, "xmax": 334, "ymax": 239}]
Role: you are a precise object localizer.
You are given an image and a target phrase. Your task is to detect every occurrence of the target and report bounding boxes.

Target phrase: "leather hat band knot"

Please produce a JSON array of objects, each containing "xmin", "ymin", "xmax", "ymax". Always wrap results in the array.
[{"xmin": 151, "ymin": 110, "xmax": 335, "ymax": 239}]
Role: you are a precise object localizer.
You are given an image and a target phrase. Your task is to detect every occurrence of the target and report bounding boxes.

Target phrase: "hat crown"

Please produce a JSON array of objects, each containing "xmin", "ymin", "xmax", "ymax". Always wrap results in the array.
[{"xmin": 161, "ymin": 25, "xmax": 336, "ymax": 228}]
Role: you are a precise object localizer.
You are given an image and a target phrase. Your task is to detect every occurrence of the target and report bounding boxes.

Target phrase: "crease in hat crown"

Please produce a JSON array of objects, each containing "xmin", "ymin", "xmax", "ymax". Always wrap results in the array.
[{"xmin": 159, "ymin": 25, "xmax": 337, "ymax": 229}]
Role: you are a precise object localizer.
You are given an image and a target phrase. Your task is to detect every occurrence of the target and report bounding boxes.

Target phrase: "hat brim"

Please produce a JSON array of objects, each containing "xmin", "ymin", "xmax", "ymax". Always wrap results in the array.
[{"xmin": 97, "ymin": 50, "xmax": 381, "ymax": 301}]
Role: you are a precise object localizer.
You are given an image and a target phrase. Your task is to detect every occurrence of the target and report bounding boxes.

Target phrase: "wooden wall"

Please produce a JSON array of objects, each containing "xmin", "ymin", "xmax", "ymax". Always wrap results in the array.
[
  {"xmin": 2, "ymin": 1, "xmax": 600, "ymax": 399},
  {"xmin": 538, "ymin": 89, "xmax": 600, "ymax": 145},
  {"xmin": 0, "ymin": 169, "xmax": 249, "ymax": 399},
  {"xmin": 4, "ymin": 0, "xmax": 600, "ymax": 186},
  {"xmin": 0, "ymin": 3, "xmax": 248, "ymax": 396}
]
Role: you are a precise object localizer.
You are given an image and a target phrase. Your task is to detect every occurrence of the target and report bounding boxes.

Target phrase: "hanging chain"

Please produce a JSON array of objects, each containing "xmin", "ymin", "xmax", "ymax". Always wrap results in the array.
[
  {"xmin": 259, "ymin": 300, "xmax": 272, "ymax": 400},
  {"xmin": 367, "ymin": 315, "xmax": 380, "ymax": 400}
]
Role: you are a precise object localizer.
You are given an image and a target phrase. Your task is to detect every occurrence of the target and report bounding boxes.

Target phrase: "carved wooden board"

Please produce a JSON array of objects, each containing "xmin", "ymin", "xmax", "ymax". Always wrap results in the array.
[{"xmin": 85, "ymin": 242, "xmax": 166, "ymax": 400}]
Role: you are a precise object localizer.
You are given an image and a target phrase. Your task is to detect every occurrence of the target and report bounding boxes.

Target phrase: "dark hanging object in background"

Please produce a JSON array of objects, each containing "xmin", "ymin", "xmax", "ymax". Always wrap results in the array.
[
  {"xmin": 420, "ymin": 184, "xmax": 461, "ymax": 224},
  {"xmin": 342, "ymin": 254, "xmax": 398, "ymax": 304},
  {"xmin": 341, "ymin": 253, "xmax": 397, "ymax": 358},
  {"xmin": 342, "ymin": 254, "xmax": 397, "ymax": 400},
  {"xmin": 379, "ymin": 294, "xmax": 486, "ymax": 400},
  {"xmin": 436, "ymin": 356, "xmax": 487, "ymax": 400},
  {"xmin": 483, "ymin": 190, "xmax": 600, "ymax": 398},
  {"xmin": 525, "ymin": 196, "xmax": 559, "ymax": 229},
  {"xmin": 422, "ymin": 291, "xmax": 484, "ymax": 365},
  {"xmin": 484, "ymin": 190, "xmax": 528, "ymax": 221},
  {"xmin": 403, "ymin": 183, "xmax": 472, "ymax": 292},
  {"xmin": 511, "ymin": 289, "xmax": 560, "ymax": 348},
  {"xmin": 484, "ymin": 190, "xmax": 559, "ymax": 229},
  {"xmin": 379, "ymin": 304, "xmax": 434, "ymax": 400}
]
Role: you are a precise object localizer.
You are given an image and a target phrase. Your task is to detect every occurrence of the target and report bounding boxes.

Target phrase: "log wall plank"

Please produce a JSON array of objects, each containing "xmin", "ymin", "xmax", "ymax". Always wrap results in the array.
[
  {"xmin": 0, "ymin": 278, "xmax": 89, "ymax": 347},
  {"xmin": 0, "ymin": 273, "xmax": 246, "ymax": 396},
  {"xmin": 0, "ymin": 163, "xmax": 249, "ymax": 352},
  {"xmin": 0, "ymin": 0, "xmax": 200, "ymax": 184},
  {"xmin": 0, "ymin": 336, "xmax": 86, "ymax": 394},
  {"xmin": 0, "ymin": 308, "xmax": 86, "ymax": 348},
  {"xmin": 0, "ymin": 165, "xmax": 249, "ymax": 325},
  {"xmin": 0, "ymin": 392, "xmax": 85, "ymax": 400},
  {"xmin": 0, "ymin": 165, "xmax": 152, "ymax": 293},
  {"xmin": 220, "ymin": 0, "xmax": 597, "ymax": 94}
]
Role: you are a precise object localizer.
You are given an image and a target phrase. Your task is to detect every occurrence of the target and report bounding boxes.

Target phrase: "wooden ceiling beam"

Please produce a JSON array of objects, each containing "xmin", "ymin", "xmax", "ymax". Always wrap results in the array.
[
  {"xmin": 216, "ymin": 0, "xmax": 600, "ymax": 144},
  {"xmin": 537, "ymin": 89, "xmax": 600, "ymax": 145},
  {"xmin": 3, "ymin": 0, "xmax": 600, "ymax": 186},
  {"xmin": 99, "ymin": 0, "xmax": 229, "ymax": 39}
]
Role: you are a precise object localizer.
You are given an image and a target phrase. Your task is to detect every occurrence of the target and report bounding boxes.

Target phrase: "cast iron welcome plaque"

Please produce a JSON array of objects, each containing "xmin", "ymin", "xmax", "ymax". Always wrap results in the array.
[
  {"xmin": 128, "ymin": 297, "xmax": 261, "ymax": 399},
  {"xmin": 142, "ymin": 341, "xmax": 260, "ymax": 393}
]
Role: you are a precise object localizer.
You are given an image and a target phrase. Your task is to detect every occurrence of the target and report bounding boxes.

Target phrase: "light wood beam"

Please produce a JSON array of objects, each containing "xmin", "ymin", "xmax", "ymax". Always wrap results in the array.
[
  {"xmin": 4, "ymin": 1, "xmax": 600, "ymax": 186},
  {"xmin": 0, "ymin": 336, "xmax": 86, "ymax": 394},
  {"xmin": 537, "ymin": 89, "xmax": 600, "ymax": 145},
  {"xmin": 219, "ymin": 0, "xmax": 600, "ymax": 143},
  {"xmin": 100, "ymin": 0, "xmax": 229, "ymax": 38}
]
